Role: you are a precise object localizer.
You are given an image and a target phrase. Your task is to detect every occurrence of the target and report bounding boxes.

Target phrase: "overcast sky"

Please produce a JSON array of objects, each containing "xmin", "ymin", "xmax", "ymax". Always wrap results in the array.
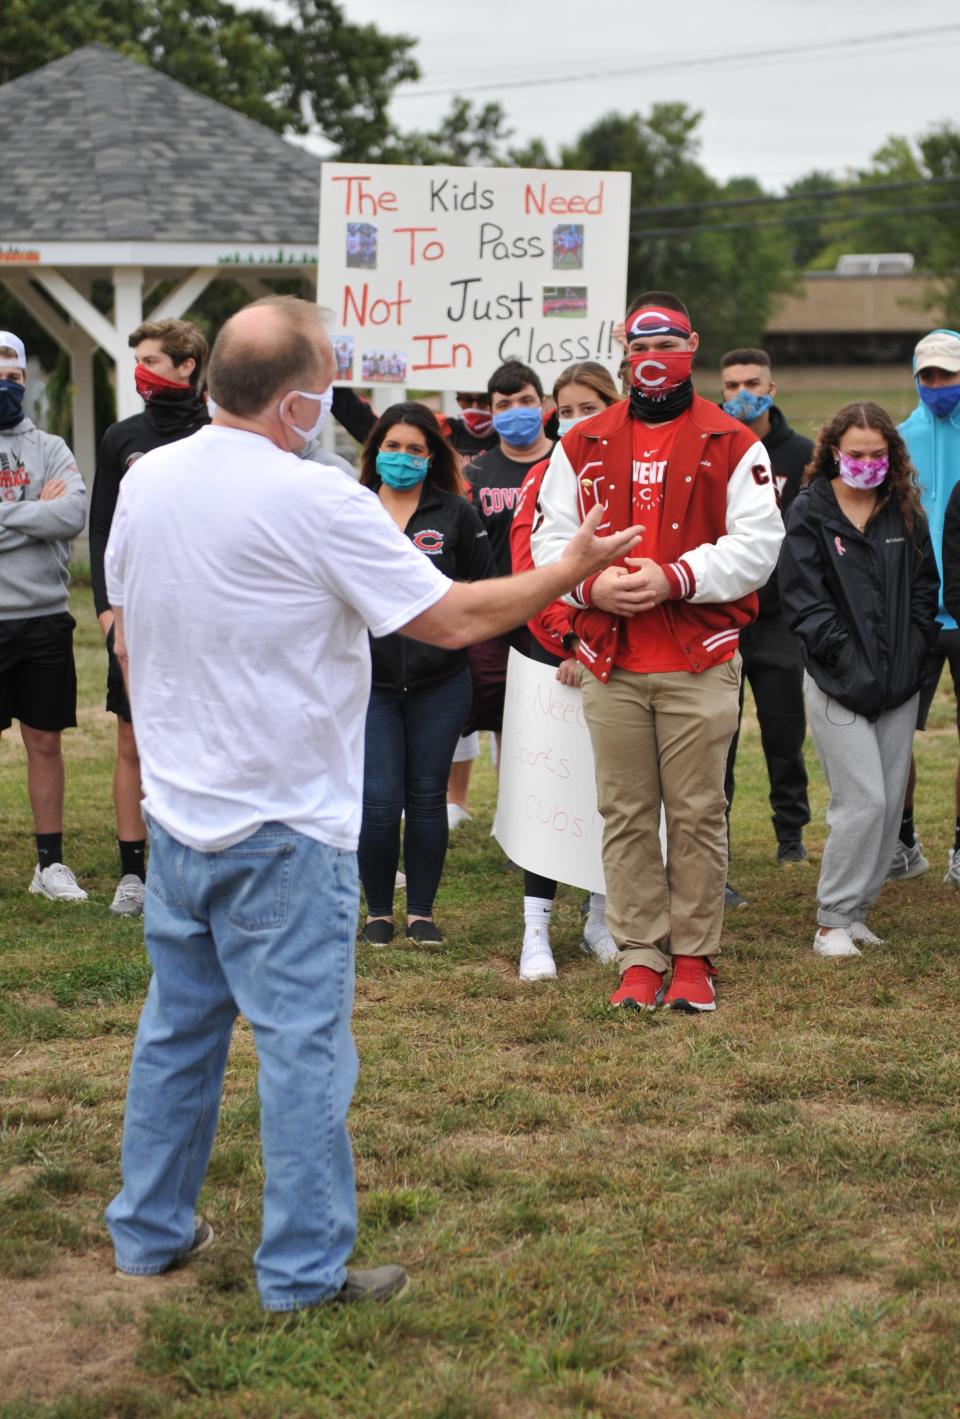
[{"xmin": 299, "ymin": 0, "xmax": 960, "ymax": 188}]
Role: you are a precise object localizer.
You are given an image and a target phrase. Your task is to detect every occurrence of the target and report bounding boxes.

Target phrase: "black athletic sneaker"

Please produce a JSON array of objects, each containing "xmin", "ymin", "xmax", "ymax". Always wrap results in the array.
[
  {"xmin": 360, "ymin": 919, "xmax": 394, "ymax": 945},
  {"xmin": 777, "ymin": 840, "xmax": 808, "ymax": 865},
  {"xmin": 406, "ymin": 919, "xmax": 444, "ymax": 944},
  {"xmin": 724, "ymin": 883, "xmax": 749, "ymax": 909}
]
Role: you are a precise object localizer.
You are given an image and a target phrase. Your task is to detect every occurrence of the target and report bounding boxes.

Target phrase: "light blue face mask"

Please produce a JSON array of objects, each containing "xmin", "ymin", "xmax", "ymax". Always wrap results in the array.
[
  {"xmin": 722, "ymin": 389, "xmax": 773, "ymax": 424},
  {"xmin": 557, "ymin": 413, "xmax": 594, "ymax": 437},
  {"xmin": 492, "ymin": 404, "xmax": 543, "ymax": 448},
  {"xmin": 376, "ymin": 448, "xmax": 430, "ymax": 489}
]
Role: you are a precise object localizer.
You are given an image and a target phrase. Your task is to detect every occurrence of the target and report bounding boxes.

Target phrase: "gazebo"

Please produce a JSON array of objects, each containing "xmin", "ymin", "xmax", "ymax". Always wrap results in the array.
[{"xmin": 0, "ymin": 44, "xmax": 322, "ymax": 490}]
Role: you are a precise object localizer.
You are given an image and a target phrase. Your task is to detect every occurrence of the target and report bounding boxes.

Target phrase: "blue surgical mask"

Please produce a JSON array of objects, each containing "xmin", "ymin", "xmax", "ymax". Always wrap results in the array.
[
  {"xmin": 557, "ymin": 413, "xmax": 593, "ymax": 437},
  {"xmin": 0, "ymin": 378, "xmax": 25, "ymax": 429},
  {"xmin": 376, "ymin": 449, "xmax": 430, "ymax": 489},
  {"xmin": 722, "ymin": 389, "xmax": 773, "ymax": 424},
  {"xmin": 918, "ymin": 382, "xmax": 960, "ymax": 420},
  {"xmin": 492, "ymin": 405, "xmax": 543, "ymax": 448}
]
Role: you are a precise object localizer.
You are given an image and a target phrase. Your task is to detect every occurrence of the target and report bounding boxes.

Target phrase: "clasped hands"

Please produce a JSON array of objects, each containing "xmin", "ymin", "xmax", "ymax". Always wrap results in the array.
[{"xmin": 590, "ymin": 558, "xmax": 671, "ymax": 616}]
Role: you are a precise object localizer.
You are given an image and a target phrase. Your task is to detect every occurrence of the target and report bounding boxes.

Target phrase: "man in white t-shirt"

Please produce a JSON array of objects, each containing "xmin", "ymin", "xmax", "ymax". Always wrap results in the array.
[{"xmin": 102, "ymin": 295, "xmax": 642, "ymax": 1313}]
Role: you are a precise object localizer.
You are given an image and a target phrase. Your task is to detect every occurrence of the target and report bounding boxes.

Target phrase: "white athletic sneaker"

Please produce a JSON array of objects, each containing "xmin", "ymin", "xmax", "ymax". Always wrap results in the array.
[
  {"xmin": 447, "ymin": 803, "xmax": 472, "ymax": 831},
  {"xmin": 886, "ymin": 839, "xmax": 929, "ymax": 881},
  {"xmin": 109, "ymin": 874, "xmax": 145, "ymax": 917},
  {"xmin": 944, "ymin": 849, "xmax": 960, "ymax": 887},
  {"xmin": 813, "ymin": 927, "xmax": 861, "ymax": 958},
  {"xmin": 848, "ymin": 921, "xmax": 884, "ymax": 945},
  {"xmin": 29, "ymin": 862, "xmax": 88, "ymax": 902},
  {"xmin": 580, "ymin": 918, "xmax": 620, "ymax": 965},
  {"xmin": 519, "ymin": 926, "xmax": 557, "ymax": 982}
]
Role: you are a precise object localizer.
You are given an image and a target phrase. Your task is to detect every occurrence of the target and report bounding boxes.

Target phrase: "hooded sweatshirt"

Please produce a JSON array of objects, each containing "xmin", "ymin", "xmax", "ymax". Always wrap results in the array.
[
  {"xmin": 0, "ymin": 417, "xmax": 86, "ymax": 619},
  {"xmin": 900, "ymin": 389, "xmax": 960, "ymax": 630}
]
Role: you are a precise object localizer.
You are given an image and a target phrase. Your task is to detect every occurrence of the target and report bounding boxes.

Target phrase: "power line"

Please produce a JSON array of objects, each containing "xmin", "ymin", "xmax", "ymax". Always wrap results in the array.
[
  {"xmin": 632, "ymin": 175, "xmax": 960, "ymax": 219},
  {"xmin": 394, "ymin": 23, "xmax": 960, "ymax": 100},
  {"xmin": 632, "ymin": 199, "xmax": 960, "ymax": 240}
]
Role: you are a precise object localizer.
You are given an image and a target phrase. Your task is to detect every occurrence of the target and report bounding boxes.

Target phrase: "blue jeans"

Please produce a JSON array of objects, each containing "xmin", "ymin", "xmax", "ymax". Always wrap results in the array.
[
  {"xmin": 105, "ymin": 820, "xmax": 359, "ymax": 1312},
  {"xmin": 359, "ymin": 668, "xmax": 473, "ymax": 917}
]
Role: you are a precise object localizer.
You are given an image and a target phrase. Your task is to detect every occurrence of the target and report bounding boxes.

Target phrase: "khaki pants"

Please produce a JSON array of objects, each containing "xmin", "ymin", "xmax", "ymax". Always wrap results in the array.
[{"xmin": 582, "ymin": 658, "xmax": 741, "ymax": 975}]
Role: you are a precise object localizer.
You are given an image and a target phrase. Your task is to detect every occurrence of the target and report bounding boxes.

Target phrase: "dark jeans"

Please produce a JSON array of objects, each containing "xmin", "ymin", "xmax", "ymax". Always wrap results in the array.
[
  {"xmin": 724, "ymin": 612, "xmax": 810, "ymax": 843},
  {"xmin": 359, "ymin": 668, "xmax": 473, "ymax": 918}
]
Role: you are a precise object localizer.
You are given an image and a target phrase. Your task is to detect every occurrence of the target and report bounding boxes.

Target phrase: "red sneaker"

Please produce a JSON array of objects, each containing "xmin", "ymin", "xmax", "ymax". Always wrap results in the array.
[
  {"xmin": 608, "ymin": 965, "xmax": 664, "ymax": 1011},
  {"xmin": 663, "ymin": 956, "xmax": 717, "ymax": 1013}
]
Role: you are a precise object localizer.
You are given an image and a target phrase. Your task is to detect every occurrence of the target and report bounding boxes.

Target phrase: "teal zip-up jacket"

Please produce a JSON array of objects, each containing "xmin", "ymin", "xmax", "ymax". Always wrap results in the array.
[{"xmin": 900, "ymin": 341, "xmax": 960, "ymax": 630}]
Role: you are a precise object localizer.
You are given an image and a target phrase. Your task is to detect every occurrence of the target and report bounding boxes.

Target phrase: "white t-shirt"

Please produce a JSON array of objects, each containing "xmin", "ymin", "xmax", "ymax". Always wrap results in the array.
[{"xmin": 105, "ymin": 425, "xmax": 450, "ymax": 852}]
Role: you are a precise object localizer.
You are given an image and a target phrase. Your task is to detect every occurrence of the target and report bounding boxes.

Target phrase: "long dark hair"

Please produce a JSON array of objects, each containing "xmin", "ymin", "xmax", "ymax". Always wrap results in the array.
[
  {"xmin": 803, "ymin": 401, "xmax": 923, "ymax": 539},
  {"xmin": 359, "ymin": 402, "xmax": 464, "ymax": 495}
]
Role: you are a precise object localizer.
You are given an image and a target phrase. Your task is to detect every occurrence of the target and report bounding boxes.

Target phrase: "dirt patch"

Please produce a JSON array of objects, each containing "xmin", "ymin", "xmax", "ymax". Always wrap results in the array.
[
  {"xmin": 2, "ymin": 1035, "xmax": 134, "ymax": 1083},
  {"xmin": 772, "ymin": 1275, "xmax": 885, "ymax": 1324},
  {"xmin": 0, "ymin": 1249, "xmax": 196, "ymax": 1403}
]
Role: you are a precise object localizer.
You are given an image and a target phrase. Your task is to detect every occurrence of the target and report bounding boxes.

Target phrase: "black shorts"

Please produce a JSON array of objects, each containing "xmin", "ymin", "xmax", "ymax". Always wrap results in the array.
[
  {"xmin": 0, "ymin": 612, "xmax": 77, "ymax": 732},
  {"xmin": 105, "ymin": 624, "xmax": 131, "ymax": 722},
  {"xmin": 917, "ymin": 627, "xmax": 960, "ymax": 729}
]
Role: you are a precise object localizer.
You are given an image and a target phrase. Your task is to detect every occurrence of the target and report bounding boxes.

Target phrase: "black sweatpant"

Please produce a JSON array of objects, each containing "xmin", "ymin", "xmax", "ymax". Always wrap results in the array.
[{"xmin": 725, "ymin": 611, "xmax": 810, "ymax": 844}]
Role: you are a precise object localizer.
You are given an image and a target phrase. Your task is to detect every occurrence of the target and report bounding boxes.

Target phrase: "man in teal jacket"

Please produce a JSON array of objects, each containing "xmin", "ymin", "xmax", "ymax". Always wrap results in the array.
[{"xmin": 892, "ymin": 328, "xmax": 960, "ymax": 885}]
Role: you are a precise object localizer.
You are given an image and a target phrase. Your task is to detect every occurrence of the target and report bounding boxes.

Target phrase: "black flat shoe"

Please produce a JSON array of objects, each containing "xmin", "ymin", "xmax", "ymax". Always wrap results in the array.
[
  {"xmin": 405, "ymin": 919, "xmax": 444, "ymax": 944},
  {"xmin": 360, "ymin": 920, "xmax": 394, "ymax": 945}
]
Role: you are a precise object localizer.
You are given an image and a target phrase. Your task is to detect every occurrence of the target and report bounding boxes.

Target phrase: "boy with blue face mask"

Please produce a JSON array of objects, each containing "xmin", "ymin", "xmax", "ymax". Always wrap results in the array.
[
  {"xmin": 461, "ymin": 360, "xmax": 554, "ymax": 750},
  {"xmin": 894, "ymin": 329, "xmax": 960, "ymax": 885},
  {"xmin": 719, "ymin": 348, "xmax": 813, "ymax": 882}
]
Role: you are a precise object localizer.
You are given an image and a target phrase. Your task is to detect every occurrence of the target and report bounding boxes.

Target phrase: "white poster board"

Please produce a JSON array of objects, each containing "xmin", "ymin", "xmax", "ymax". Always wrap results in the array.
[
  {"xmin": 494, "ymin": 651, "xmax": 607, "ymax": 893},
  {"xmin": 318, "ymin": 162, "xmax": 632, "ymax": 391}
]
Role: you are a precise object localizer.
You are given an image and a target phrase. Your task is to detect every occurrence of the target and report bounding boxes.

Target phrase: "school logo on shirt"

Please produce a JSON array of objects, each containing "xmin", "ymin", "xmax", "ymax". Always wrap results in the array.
[
  {"xmin": 0, "ymin": 452, "xmax": 28, "ymax": 500},
  {"xmin": 632, "ymin": 459, "xmax": 666, "ymax": 506},
  {"xmin": 412, "ymin": 528, "xmax": 444, "ymax": 555}
]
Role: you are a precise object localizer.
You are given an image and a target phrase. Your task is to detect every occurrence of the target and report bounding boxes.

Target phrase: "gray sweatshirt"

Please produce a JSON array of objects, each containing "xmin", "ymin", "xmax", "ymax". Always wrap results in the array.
[{"xmin": 0, "ymin": 417, "xmax": 86, "ymax": 619}]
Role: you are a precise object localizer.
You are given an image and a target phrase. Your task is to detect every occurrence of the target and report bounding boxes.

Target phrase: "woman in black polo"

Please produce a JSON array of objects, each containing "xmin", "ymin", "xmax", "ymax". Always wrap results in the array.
[{"xmin": 357, "ymin": 403, "xmax": 496, "ymax": 946}]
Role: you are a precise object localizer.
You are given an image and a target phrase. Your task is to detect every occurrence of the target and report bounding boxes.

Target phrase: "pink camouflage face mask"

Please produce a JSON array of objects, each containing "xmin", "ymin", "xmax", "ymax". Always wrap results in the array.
[{"xmin": 836, "ymin": 449, "xmax": 888, "ymax": 489}]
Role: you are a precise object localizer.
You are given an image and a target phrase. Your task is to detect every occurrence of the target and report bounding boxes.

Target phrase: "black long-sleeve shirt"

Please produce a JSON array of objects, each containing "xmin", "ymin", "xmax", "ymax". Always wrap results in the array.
[{"xmin": 90, "ymin": 394, "xmax": 209, "ymax": 614}]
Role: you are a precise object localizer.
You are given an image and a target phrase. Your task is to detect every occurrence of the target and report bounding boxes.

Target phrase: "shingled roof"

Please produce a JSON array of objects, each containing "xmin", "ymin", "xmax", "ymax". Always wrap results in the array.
[{"xmin": 2, "ymin": 44, "xmax": 323, "ymax": 244}]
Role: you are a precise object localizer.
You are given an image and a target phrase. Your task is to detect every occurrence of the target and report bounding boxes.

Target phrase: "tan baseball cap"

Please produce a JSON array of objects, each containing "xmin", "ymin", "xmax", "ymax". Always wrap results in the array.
[{"xmin": 914, "ymin": 329, "xmax": 960, "ymax": 375}]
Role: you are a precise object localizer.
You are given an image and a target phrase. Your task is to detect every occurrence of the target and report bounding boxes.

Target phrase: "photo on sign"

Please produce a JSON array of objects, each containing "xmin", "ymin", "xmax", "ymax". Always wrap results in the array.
[
  {"xmin": 543, "ymin": 286, "xmax": 588, "ymax": 318},
  {"xmin": 346, "ymin": 222, "xmax": 377, "ymax": 270},
  {"xmin": 552, "ymin": 225, "xmax": 584, "ymax": 270},
  {"xmin": 362, "ymin": 349, "xmax": 407, "ymax": 383},
  {"xmin": 333, "ymin": 336, "xmax": 354, "ymax": 381}
]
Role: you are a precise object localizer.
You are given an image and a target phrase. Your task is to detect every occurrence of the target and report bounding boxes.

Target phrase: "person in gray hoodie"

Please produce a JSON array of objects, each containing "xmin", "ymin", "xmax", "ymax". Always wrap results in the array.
[{"xmin": 0, "ymin": 331, "xmax": 87, "ymax": 899}]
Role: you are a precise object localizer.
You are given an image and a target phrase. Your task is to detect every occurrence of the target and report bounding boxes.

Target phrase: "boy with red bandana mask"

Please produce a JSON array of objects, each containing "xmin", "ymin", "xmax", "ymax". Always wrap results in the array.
[{"xmin": 532, "ymin": 292, "xmax": 784, "ymax": 1012}]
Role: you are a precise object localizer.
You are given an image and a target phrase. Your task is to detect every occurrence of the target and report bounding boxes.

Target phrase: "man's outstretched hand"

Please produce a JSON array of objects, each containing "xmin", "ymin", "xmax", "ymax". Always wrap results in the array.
[{"xmin": 559, "ymin": 504, "xmax": 644, "ymax": 585}]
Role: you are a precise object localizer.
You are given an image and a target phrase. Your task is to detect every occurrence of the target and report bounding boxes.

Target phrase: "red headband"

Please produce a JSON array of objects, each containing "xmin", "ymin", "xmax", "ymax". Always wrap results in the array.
[{"xmin": 626, "ymin": 306, "xmax": 691, "ymax": 340}]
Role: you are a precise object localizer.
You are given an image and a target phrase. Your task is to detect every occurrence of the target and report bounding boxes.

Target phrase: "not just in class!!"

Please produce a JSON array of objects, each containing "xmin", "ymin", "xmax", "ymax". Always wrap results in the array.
[{"xmin": 495, "ymin": 321, "xmax": 621, "ymax": 368}]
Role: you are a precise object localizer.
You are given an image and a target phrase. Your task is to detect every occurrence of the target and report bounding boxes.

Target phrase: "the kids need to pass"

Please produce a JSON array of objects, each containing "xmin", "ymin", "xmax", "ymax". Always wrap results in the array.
[{"xmin": 318, "ymin": 163, "xmax": 631, "ymax": 390}]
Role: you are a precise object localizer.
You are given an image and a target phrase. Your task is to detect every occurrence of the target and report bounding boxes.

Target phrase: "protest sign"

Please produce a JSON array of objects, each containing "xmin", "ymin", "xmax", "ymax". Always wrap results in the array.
[{"xmin": 318, "ymin": 162, "xmax": 632, "ymax": 390}]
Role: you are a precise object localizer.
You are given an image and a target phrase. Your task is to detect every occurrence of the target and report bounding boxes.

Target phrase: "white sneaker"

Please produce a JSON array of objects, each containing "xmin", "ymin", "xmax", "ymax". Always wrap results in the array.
[
  {"xmin": 29, "ymin": 862, "xmax": 88, "ymax": 902},
  {"xmin": 109, "ymin": 874, "xmax": 145, "ymax": 917},
  {"xmin": 447, "ymin": 803, "xmax": 472, "ymax": 831},
  {"xmin": 813, "ymin": 927, "xmax": 861, "ymax": 958},
  {"xmin": 519, "ymin": 926, "xmax": 557, "ymax": 981},
  {"xmin": 944, "ymin": 849, "xmax": 960, "ymax": 887},
  {"xmin": 580, "ymin": 918, "xmax": 620, "ymax": 965},
  {"xmin": 849, "ymin": 921, "xmax": 884, "ymax": 945}
]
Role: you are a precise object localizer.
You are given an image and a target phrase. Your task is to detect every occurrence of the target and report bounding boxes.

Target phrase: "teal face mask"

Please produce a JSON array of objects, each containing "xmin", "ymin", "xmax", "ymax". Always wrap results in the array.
[
  {"xmin": 557, "ymin": 413, "xmax": 592, "ymax": 437},
  {"xmin": 376, "ymin": 449, "xmax": 430, "ymax": 489}
]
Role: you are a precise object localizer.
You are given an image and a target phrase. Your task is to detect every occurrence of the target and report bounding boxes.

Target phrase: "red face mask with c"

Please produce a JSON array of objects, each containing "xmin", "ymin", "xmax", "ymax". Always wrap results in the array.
[{"xmin": 627, "ymin": 349, "xmax": 694, "ymax": 395}]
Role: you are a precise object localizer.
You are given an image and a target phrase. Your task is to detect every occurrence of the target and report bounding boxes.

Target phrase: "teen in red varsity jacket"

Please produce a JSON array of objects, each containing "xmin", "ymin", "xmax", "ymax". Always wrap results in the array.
[{"xmin": 531, "ymin": 392, "xmax": 784, "ymax": 681}]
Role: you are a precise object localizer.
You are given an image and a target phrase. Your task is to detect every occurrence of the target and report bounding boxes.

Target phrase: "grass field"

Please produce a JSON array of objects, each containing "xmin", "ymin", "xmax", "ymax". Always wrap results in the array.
[{"xmin": 3, "ymin": 586, "xmax": 960, "ymax": 1419}]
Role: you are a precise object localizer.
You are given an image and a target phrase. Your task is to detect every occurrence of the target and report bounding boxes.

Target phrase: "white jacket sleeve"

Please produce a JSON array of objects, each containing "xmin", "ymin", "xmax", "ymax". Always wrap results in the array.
[
  {"xmin": 530, "ymin": 441, "xmax": 587, "ymax": 607},
  {"xmin": 672, "ymin": 440, "xmax": 784, "ymax": 604}
]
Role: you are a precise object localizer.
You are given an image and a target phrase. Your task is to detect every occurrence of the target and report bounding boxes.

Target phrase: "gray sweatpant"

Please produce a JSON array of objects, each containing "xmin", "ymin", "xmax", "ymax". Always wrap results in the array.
[{"xmin": 803, "ymin": 673, "xmax": 918, "ymax": 929}]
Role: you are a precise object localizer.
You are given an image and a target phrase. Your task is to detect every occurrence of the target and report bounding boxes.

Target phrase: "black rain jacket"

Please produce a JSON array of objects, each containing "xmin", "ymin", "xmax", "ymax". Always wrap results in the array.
[
  {"xmin": 370, "ymin": 483, "xmax": 496, "ymax": 690},
  {"xmin": 778, "ymin": 477, "xmax": 939, "ymax": 720}
]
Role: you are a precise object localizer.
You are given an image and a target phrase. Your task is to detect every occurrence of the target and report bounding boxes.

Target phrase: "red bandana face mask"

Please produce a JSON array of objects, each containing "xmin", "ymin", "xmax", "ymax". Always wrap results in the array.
[
  {"xmin": 627, "ymin": 349, "xmax": 694, "ymax": 395},
  {"xmin": 134, "ymin": 362, "xmax": 194, "ymax": 401},
  {"xmin": 460, "ymin": 408, "xmax": 493, "ymax": 437}
]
